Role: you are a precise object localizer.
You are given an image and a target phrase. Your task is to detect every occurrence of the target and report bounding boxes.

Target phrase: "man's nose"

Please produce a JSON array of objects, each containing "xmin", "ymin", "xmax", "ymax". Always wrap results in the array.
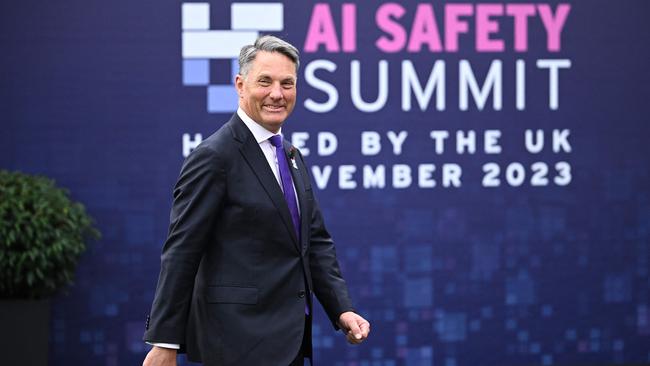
[{"xmin": 269, "ymin": 82, "xmax": 283, "ymax": 99}]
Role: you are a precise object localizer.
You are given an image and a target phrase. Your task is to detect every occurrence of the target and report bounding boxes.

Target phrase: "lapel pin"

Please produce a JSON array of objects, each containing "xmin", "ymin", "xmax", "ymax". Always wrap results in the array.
[{"xmin": 289, "ymin": 147, "xmax": 299, "ymax": 170}]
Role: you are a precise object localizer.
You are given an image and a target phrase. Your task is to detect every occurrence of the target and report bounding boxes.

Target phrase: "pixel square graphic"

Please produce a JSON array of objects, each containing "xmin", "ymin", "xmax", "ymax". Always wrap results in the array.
[{"xmin": 181, "ymin": 2, "xmax": 284, "ymax": 113}]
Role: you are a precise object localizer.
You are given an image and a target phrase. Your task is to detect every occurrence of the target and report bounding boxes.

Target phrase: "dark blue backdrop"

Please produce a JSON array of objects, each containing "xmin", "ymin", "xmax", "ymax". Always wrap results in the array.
[{"xmin": 2, "ymin": 1, "xmax": 650, "ymax": 365}]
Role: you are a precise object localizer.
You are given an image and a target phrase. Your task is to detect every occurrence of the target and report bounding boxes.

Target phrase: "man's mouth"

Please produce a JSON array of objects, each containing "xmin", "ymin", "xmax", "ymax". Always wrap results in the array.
[{"xmin": 263, "ymin": 105, "xmax": 285, "ymax": 112}]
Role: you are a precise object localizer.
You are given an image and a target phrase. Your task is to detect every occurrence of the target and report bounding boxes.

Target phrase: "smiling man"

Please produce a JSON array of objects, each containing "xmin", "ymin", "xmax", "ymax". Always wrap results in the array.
[{"xmin": 142, "ymin": 35, "xmax": 369, "ymax": 366}]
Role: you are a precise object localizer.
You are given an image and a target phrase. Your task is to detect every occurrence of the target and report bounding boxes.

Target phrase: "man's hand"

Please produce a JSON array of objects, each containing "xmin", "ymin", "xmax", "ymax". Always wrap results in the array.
[
  {"xmin": 143, "ymin": 346, "xmax": 177, "ymax": 366},
  {"xmin": 338, "ymin": 311, "xmax": 370, "ymax": 345}
]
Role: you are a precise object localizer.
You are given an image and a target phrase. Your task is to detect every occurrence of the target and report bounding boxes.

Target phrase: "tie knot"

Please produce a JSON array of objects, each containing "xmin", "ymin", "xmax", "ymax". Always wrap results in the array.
[{"xmin": 269, "ymin": 135, "xmax": 283, "ymax": 148}]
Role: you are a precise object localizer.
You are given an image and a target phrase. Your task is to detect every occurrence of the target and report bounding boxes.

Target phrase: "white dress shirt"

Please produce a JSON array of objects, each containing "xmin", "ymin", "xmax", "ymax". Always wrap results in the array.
[
  {"xmin": 237, "ymin": 107, "xmax": 285, "ymax": 188},
  {"xmin": 237, "ymin": 108, "xmax": 300, "ymax": 208}
]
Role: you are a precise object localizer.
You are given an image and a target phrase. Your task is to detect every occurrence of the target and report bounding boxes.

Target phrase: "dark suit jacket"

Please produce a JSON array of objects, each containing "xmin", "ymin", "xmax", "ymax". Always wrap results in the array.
[{"xmin": 143, "ymin": 114, "xmax": 354, "ymax": 365}]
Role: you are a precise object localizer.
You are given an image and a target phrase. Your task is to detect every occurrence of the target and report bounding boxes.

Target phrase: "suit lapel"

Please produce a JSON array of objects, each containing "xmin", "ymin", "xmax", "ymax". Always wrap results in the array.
[{"xmin": 229, "ymin": 116, "xmax": 301, "ymax": 252}]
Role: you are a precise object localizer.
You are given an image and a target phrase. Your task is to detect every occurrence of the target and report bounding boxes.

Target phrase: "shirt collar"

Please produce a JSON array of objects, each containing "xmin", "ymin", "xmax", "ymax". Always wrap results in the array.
[{"xmin": 237, "ymin": 107, "xmax": 281, "ymax": 144}]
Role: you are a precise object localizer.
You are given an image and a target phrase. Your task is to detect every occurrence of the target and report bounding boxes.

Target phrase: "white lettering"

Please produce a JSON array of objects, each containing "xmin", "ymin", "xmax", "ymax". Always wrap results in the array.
[
  {"xmin": 525, "ymin": 129, "xmax": 544, "ymax": 153},
  {"xmin": 311, "ymin": 165, "xmax": 332, "ymax": 189},
  {"xmin": 442, "ymin": 164, "xmax": 462, "ymax": 187},
  {"xmin": 351, "ymin": 60, "xmax": 389, "ymax": 112},
  {"xmin": 339, "ymin": 165, "xmax": 357, "ymax": 189},
  {"xmin": 430, "ymin": 130, "xmax": 449, "ymax": 154},
  {"xmin": 456, "ymin": 130, "xmax": 476, "ymax": 154},
  {"xmin": 401, "ymin": 60, "xmax": 446, "ymax": 111},
  {"xmin": 304, "ymin": 59, "xmax": 339, "ymax": 113},
  {"xmin": 318, "ymin": 132, "xmax": 338, "ymax": 156},
  {"xmin": 537, "ymin": 59, "xmax": 571, "ymax": 110},
  {"xmin": 516, "ymin": 59, "xmax": 526, "ymax": 110},
  {"xmin": 418, "ymin": 164, "xmax": 436, "ymax": 188},
  {"xmin": 361, "ymin": 131, "xmax": 381, "ymax": 156},
  {"xmin": 387, "ymin": 131, "xmax": 408, "ymax": 155},
  {"xmin": 484, "ymin": 130, "xmax": 502, "ymax": 154},
  {"xmin": 552, "ymin": 129, "xmax": 571, "ymax": 153},
  {"xmin": 182, "ymin": 133, "xmax": 203, "ymax": 157},
  {"xmin": 459, "ymin": 59, "xmax": 503, "ymax": 111},
  {"xmin": 363, "ymin": 165, "xmax": 386, "ymax": 188},
  {"xmin": 291, "ymin": 132, "xmax": 310, "ymax": 156},
  {"xmin": 392, "ymin": 164, "xmax": 412, "ymax": 189}
]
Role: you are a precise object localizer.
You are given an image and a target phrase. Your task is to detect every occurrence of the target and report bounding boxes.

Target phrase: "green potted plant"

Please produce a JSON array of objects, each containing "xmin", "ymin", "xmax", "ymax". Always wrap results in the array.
[{"xmin": 0, "ymin": 170, "xmax": 100, "ymax": 365}]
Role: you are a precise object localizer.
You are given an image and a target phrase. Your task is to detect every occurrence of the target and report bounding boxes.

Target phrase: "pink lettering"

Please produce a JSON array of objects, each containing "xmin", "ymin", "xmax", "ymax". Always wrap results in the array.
[
  {"xmin": 407, "ymin": 4, "xmax": 443, "ymax": 52},
  {"xmin": 303, "ymin": 3, "xmax": 340, "ymax": 53},
  {"xmin": 506, "ymin": 4, "xmax": 535, "ymax": 52},
  {"xmin": 375, "ymin": 3, "xmax": 407, "ymax": 53},
  {"xmin": 476, "ymin": 4, "xmax": 504, "ymax": 52},
  {"xmin": 342, "ymin": 4, "xmax": 357, "ymax": 52},
  {"xmin": 538, "ymin": 4, "xmax": 571, "ymax": 52},
  {"xmin": 445, "ymin": 4, "xmax": 473, "ymax": 52}
]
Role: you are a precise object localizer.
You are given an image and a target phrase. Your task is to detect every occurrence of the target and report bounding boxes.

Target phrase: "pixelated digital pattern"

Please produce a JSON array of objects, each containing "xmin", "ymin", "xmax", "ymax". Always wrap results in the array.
[
  {"xmin": 304, "ymin": 143, "xmax": 650, "ymax": 366},
  {"xmin": 3, "ymin": 1, "xmax": 650, "ymax": 366},
  {"xmin": 181, "ymin": 2, "xmax": 283, "ymax": 112}
]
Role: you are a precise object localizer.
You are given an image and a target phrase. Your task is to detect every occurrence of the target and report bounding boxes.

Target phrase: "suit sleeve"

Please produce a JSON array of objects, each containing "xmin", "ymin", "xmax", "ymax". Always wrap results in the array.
[
  {"xmin": 301, "ymin": 153, "xmax": 355, "ymax": 329},
  {"xmin": 143, "ymin": 146, "xmax": 226, "ymax": 345}
]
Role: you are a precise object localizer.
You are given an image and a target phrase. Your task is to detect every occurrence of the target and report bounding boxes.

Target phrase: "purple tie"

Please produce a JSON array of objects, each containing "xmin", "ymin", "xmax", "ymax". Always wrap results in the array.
[
  {"xmin": 269, "ymin": 135, "xmax": 301, "ymax": 241},
  {"xmin": 269, "ymin": 135, "xmax": 310, "ymax": 316}
]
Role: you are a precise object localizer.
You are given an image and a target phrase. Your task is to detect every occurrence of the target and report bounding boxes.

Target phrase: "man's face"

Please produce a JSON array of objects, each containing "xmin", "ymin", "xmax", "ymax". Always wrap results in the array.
[{"xmin": 235, "ymin": 51, "xmax": 297, "ymax": 133}]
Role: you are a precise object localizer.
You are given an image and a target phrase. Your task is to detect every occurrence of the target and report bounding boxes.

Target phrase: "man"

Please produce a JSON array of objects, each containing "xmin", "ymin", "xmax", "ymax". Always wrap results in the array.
[{"xmin": 142, "ymin": 35, "xmax": 370, "ymax": 366}]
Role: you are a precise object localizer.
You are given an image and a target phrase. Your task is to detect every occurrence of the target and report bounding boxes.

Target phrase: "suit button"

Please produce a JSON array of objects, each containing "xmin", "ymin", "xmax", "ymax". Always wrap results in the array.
[{"xmin": 298, "ymin": 291, "xmax": 306, "ymax": 298}]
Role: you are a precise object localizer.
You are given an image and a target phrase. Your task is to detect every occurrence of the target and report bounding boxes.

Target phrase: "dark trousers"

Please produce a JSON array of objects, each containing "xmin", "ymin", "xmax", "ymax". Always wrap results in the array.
[
  {"xmin": 289, "ymin": 352, "xmax": 306, "ymax": 366},
  {"xmin": 289, "ymin": 315, "xmax": 312, "ymax": 366}
]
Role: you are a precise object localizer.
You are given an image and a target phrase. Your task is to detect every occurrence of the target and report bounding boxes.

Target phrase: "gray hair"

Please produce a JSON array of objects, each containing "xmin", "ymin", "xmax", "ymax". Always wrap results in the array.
[{"xmin": 238, "ymin": 35, "xmax": 300, "ymax": 78}]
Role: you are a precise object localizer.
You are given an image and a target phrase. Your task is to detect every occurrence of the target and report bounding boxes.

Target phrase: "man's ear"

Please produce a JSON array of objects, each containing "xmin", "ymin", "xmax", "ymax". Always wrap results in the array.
[{"xmin": 234, "ymin": 74, "xmax": 243, "ymax": 96}]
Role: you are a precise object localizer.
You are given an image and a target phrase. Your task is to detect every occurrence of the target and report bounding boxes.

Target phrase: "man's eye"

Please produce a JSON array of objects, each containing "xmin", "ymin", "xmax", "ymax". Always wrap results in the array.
[
  {"xmin": 282, "ymin": 81, "xmax": 295, "ymax": 89},
  {"xmin": 258, "ymin": 80, "xmax": 271, "ymax": 86}
]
